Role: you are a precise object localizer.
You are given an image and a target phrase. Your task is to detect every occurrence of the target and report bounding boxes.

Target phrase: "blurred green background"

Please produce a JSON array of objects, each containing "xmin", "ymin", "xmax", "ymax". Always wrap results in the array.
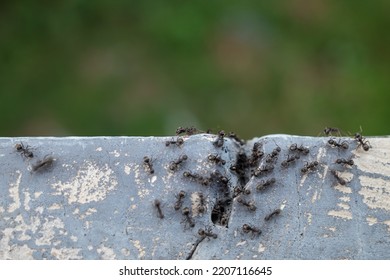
[{"xmin": 1, "ymin": 1, "xmax": 389, "ymax": 138}]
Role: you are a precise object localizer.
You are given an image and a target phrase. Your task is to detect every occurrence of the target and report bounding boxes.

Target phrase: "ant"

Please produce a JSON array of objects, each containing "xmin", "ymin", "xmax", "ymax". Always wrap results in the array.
[
  {"xmin": 301, "ymin": 161, "xmax": 319, "ymax": 173},
  {"xmin": 281, "ymin": 155, "xmax": 300, "ymax": 168},
  {"xmin": 210, "ymin": 170, "xmax": 229, "ymax": 188},
  {"xmin": 143, "ymin": 156, "xmax": 155, "ymax": 174},
  {"xmin": 289, "ymin": 144, "xmax": 309, "ymax": 155},
  {"xmin": 327, "ymin": 138, "xmax": 349, "ymax": 149},
  {"xmin": 264, "ymin": 208, "xmax": 281, "ymax": 221},
  {"xmin": 213, "ymin": 130, "xmax": 225, "ymax": 148},
  {"xmin": 181, "ymin": 207, "xmax": 195, "ymax": 228},
  {"xmin": 15, "ymin": 142, "xmax": 34, "ymax": 159},
  {"xmin": 233, "ymin": 186, "xmax": 251, "ymax": 197},
  {"xmin": 248, "ymin": 142, "xmax": 264, "ymax": 167},
  {"xmin": 31, "ymin": 156, "xmax": 55, "ymax": 172},
  {"xmin": 237, "ymin": 197, "xmax": 256, "ymax": 211},
  {"xmin": 330, "ymin": 170, "xmax": 346, "ymax": 185},
  {"xmin": 252, "ymin": 164, "xmax": 274, "ymax": 177},
  {"xmin": 165, "ymin": 137, "xmax": 184, "ymax": 147},
  {"xmin": 174, "ymin": 191, "xmax": 186, "ymax": 211},
  {"xmin": 256, "ymin": 178, "xmax": 276, "ymax": 191},
  {"xmin": 176, "ymin": 126, "xmax": 198, "ymax": 136},
  {"xmin": 242, "ymin": 224, "xmax": 262, "ymax": 237},
  {"xmin": 322, "ymin": 127, "xmax": 341, "ymax": 136},
  {"xmin": 154, "ymin": 199, "xmax": 164, "ymax": 219},
  {"xmin": 196, "ymin": 192, "xmax": 206, "ymax": 214},
  {"xmin": 208, "ymin": 154, "xmax": 226, "ymax": 165},
  {"xmin": 227, "ymin": 132, "xmax": 245, "ymax": 145},
  {"xmin": 354, "ymin": 132, "xmax": 370, "ymax": 151},
  {"xmin": 169, "ymin": 154, "xmax": 188, "ymax": 171},
  {"xmin": 198, "ymin": 227, "xmax": 217, "ymax": 239},
  {"xmin": 335, "ymin": 158, "xmax": 354, "ymax": 166},
  {"xmin": 183, "ymin": 171, "xmax": 210, "ymax": 186}
]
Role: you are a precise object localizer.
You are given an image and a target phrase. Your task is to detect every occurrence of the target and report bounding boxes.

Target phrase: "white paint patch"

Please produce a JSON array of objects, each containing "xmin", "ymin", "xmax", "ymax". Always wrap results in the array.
[
  {"xmin": 366, "ymin": 216, "xmax": 378, "ymax": 226},
  {"xmin": 35, "ymin": 217, "xmax": 65, "ymax": 246},
  {"xmin": 328, "ymin": 209, "xmax": 352, "ymax": 220},
  {"xmin": 258, "ymin": 243, "xmax": 266, "ymax": 253},
  {"xmin": 358, "ymin": 176, "xmax": 390, "ymax": 211},
  {"xmin": 334, "ymin": 185, "xmax": 352, "ymax": 194},
  {"xmin": 70, "ymin": 235, "xmax": 78, "ymax": 242},
  {"xmin": 124, "ymin": 164, "xmax": 132, "ymax": 175},
  {"xmin": 96, "ymin": 147, "xmax": 103, "ymax": 152},
  {"xmin": 382, "ymin": 220, "xmax": 390, "ymax": 232},
  {"xmin": 311, "ymin": 190, "xmax": 319, "ymax": 203},
  {"xmin": 8, "ymin": 171, "xmax": 22, "ymax": 213},
  {"xmin": 339, "ymin": 196, "xmax": 350, "ymax": 202},
  {"xmin": 48, "ymin": 203, "xmax": 62, "ymax": 210},
  {"xmin": 305, "ymin": 212, "xmax": 312, "ymax": 224},
  {"xmin": 337, "ymin": 203, "xmax": 350, "ymax": 210},
  {"xmin": 97, "ymin": 244, "xmax": 116, "ymax": 259},
  {"xmin": 328, "ymin": 227, "xmax": 337, "ymax": 232},
  {"xmin": 236, "ymin": 240, "xmax": 247, "ymax": 247},
  {"xmin": 109, "ymin": 150, "xmax": 120, "ymax": 157},
  {"xmin": 23, "ymin": 191, "xmax": 31, "ymax": 211},
  {"xmin": 34, "ymin": 192, "xmax": 43, "ymax": 198},
  {"xmin": 132, "ymin": 240, "xmax": 145, "ymax": 259},
  {"xmin": 51, "ymin": 248, "xmax": 82, "ymax": 260},
  {"xmin": 51, "ymin": 161, "xmax": 118, "ymax": 204},
  {"xmin": 352, "ymin": 138, "xmax": 390, "ymax": 176},
  {"xmin": 79, "ymin": 208, "xmax": 97, "ymax": 219}
]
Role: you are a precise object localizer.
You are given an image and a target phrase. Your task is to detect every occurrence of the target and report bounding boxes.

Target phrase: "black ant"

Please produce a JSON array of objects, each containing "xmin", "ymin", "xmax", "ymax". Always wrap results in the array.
[
  {"xmin": 210, "ymin": 170, "xmax": 229, "ymax": 189},
  {"xmin": 335, "ymin": 158, "xmax": 354, "ymax": 166},
  {"xmin": 323, "ymin": 127, "xmax": 341, "ymax": 136},
  {"xmin": 198, "ymin": 227, "xmax": 217, "ymax": 239},
  {"xmin": 256, "ymin": 178, "xmax": 276, "ymax": 191},
  {"xmin": 237, "ymin": 197, "xmax": 256, "ymax": 211},
  {"xmin": 169, "ymin": 154, "xmax": 188, "ymax": 171},
  {"xmin": 242, "ymin": 224, "xmax": 262, "ymax": 237},
  {"xmin": 15, "ymin": 142, "xmax": 34, "ymax": 159},
  {"xmin": 354, "ymin": 132, "xmax": 370, "ymax": 151},
  {"xmin": 328, "ymin": 138, "xmax": 349, "ymax": 149},
  {"xmin": 174, "ymin": 191, "xmax": 186, "ymax": 211},
  {"xmin": 31, "ymin": 156, "xmax": 55, "ymax": 172},
  {"xmin": 264, "ymin": 208, "xmax": 281, "ymax": 221},
  {"xmin": 289, "ymin": 144, "xmax": 309, "ymax": 155},
  {"xmin": 233, "ymin": 186, "xmax": 251, "ymax": 197},
  {"xmin": 281, "ymin": 155, "xmax": 300, "ymax": 168},
  {"xmin": 181, "ymin": 207, "xmax": 195, "ymax": 228},
  {"xmin": 165, "ymin": 137, "xmax": 184, "ymax": 147},
  {"xmin": 252, "ymin": 164, "xmax": 274, "ymax": 177},
  {"xmin": 208, "ymin": 154, "xmax": 226, "ymax": 165},
  {"xmin": 196, "ymin": 192, "xmax": 206, "ymax": 214},
  {"xmin": 143, "ymin": 156, "xmax": 155, "ymax": 174},
  {"xmin": 176, "ymin": 126, "xmax": 198, "ymax": 136},
  {"xmin": 301, "ymin": 161, "xmax": 319, "ymax": 173},
  {"xmin": 213, "ymin": 130, "xmax": 225, "ymax": 148},
  {"xmin": 183, "ymin": 171, "xmax": 210, "ymax": 186},
  {"xmin": 154, "ymin": 199, "xmax": 164, "ymax": 219},
  {"xmin": 330, "ymin": 170, "xmax": 346, "ymax": 185},
  {"xmin": 248, "ymin": 142, "xmax": 264, "ymax": 167},
  {"xmin": 227, "ymin": 132, "xmax": 245, "ymax": 145}
]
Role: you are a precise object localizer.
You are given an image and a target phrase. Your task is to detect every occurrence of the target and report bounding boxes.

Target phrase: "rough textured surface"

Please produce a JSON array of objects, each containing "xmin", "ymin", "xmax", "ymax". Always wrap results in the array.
[{"xmin": 0, "ymin": 134, "xmax": 389, "ymax": 260}]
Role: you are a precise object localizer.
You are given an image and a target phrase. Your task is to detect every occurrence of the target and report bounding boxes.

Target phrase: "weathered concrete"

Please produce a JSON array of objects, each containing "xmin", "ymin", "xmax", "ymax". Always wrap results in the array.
[{"xmin": 0, "ymin": 134, "xmax": 389, "ymax": 259}]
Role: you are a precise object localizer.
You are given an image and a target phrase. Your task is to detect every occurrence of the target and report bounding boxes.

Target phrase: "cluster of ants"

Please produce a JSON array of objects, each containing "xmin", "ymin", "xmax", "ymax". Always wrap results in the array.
[
  {"xmin": 146, "ymin": 126, "xmax": 372, "ymax": 258},
  {"xmin": 14, "ymin": 142, "xmax": 55, "ymax": 172}
]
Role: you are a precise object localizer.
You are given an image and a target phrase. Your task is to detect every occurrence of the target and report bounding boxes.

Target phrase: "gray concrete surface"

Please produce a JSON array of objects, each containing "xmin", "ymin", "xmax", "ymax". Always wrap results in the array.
[{"xmin": 0, "ymin": 134, "xmax": 389, "ymax": 259}]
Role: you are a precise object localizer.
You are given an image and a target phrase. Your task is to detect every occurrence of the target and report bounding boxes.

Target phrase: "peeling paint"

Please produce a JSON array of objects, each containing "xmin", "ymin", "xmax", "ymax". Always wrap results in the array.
[
  {"xmin": 97, "ymin": 244, "xmax": 116, "ymax": 259},
  {"xmin": 358, "ymin": 176, "xmax": 390, "ymax": 211},
  {"xmin": 337, "ymin": 203, "xmax": 350, "ymax": 210},
  {"xmin": 236, "ymin": 240, "xmax": 247, "ymax": 246},
  {"xmin": 8, "ymin": 171, "xmax": 22, "ymax": 213},
  {"xmin": 328, "ymin": 209, "xmax": 352, "ymax": 220},
  {"xmin": 35, "ymin": 217, "xmax": 65, "ymax": 246},
  {"xmin": 51, "ymin": 161, "xmax": 118, "ymax": 204},
  {"xmin": 51, "ymin": 248, "xmax": 82, "ymax": 259},
  {"xmin": 132, "ymin": 240, "xmax": 145, "ymax": 259},
  {"xmin": 366, "ymin": 216, "xmax": 378, "ymax": 226},
  {"xmin": 258, "ymin": 243, "xmax": 266, "ymax": 253}
]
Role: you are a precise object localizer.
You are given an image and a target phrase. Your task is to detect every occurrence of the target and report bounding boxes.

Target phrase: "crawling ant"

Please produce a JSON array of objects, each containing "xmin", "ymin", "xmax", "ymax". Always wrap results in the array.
[
  {"xmin": 213, "ymin": 130, "xmax": 225, "ymax": 148},
  {"xmin": 143, "ymin": 156, "xmax": 155, "ymax": 174},
  {"xmin": 264, "ymin": 208, "xmax": 281, "ymax": 221},
  {"xmin": 31, "ymin": 156, "xmax": 55, "ymax": 172},
  {"xmin": 198, "ymin": 227, "xmax": 217, "ymax": 239},
  {"xmin": 289, "ymin": 144, "xmax": 309, "ymax": 155},
  {"xmin": 183, "ymin": 171, "xmax": 210, "ymax": 186},
  {"xmin": 169, "ymin": 154, "xmax": 188, "ymax": 171},
  {"xmin": 227, "ymin": 132, "xmax": 245, "ymax": 145},
  {"xmin": 323, "ymin": 127, "xmax": 341, "ymax": 136},
  {"xmin": 181, "ymin": 207, "xmax": 195, "ymax": 228},
  {"xmin": 354, "ymin": 132, "xmax": 370, "ymax": 151},
  {"xmin": 154, "ymin": 199, "xmax": 164, "ymax": 219},
  {"xmin": 248, "ymin": 142, "xmax": 264, "ymax": 167},
  {"xmin": 176, "ymin": 126, "xmax": 198, "ymax": 136},
  {"xmin": 330, "ymin": 170, "xmax": 346, "ymax": 185},
  {"xmin": 165, "ymin": 137, "xmax": 184, "ymax": 147},
  {"xmin": 301, "ymin": 161, "xmax": 319, "ymax": 173},
  {"xmin": 233, "ymin": 186, "xmax": 251, "ymax": 197},
  {"xmin": 335, "ymin": 158, "xmax": 354, "ymax": 166},
  {"xmin": 256, "ymin": 178, "xmax": 276, "ymax": 191},
  {"xmin": 281, "ymin": 155, "xmax": 300, "ymax": 168},
  {"xmin": 15, "ymin": 142, "xmax": 34, "ymax": 159},
  {"xmin": 252, "ymin": 164, "xmax": 274, "ymax": 177},
  {"xmin": 210, "ymin": 170, "xmax": 229, "ymax": 189},
  {"xmin": 174, "ymin": 191, "xmax": 186, "ymax": 211},
  {"xmin": 328, "ymin": 138, "xmax": 349, "ymax": 149},
  {"xmin": 242, "ymin": 224, "xmax": 262, "ymax": 237},
  {"xmin": 208, "ymin": 154, "xmax": 226, "ymax": 165},
  {"xmin": 237, "ymin": 197, "xmax": 256, "ymax": 211},
  {"xmin": 196, "ymin": 192, "xmax": 206, "ymax": 214}
]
